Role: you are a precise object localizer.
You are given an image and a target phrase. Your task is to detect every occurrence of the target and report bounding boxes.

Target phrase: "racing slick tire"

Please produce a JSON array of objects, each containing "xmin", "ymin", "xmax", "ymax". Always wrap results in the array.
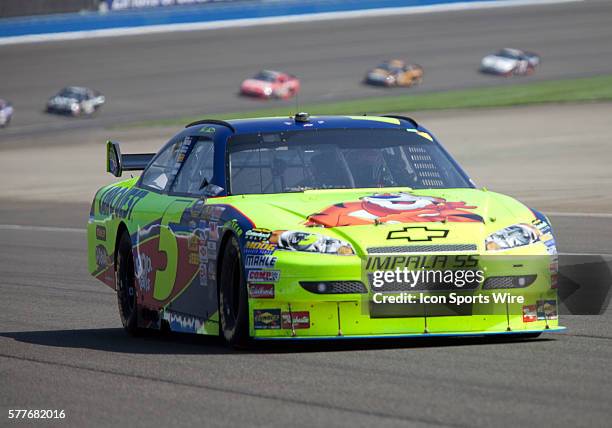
[
  {"xmin": 116, "ymin": 231, "xmax": 140, "ymax": 336},
  {"xmin": 219, "ymin": 236, "xmax": 250, "ymax": 347}
]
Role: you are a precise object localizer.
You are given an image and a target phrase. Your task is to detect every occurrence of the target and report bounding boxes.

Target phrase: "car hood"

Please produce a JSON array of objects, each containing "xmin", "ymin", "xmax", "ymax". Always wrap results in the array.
[
  {"xmin": 241, "ymin": 79, "xmax": 271, "ymax": 89},
  {"xmin": 367, "ymin": 68, "xmax": 391, "ymax": 78},
  {"xmin": 481, "ymin": 55, "xmax": 517, "ymax": 71},
  {"xmin": 222, "ymin": 188, "xmax": 538, "ymax": 254},
  {"xmin": 49, "ymin": 96, "xmax": 78, "ymax": 106}
]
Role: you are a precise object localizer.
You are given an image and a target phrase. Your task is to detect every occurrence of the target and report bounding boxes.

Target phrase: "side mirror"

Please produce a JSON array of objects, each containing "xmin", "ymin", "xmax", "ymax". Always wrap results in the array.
[{"xmin": 107, "ymin": 140, "xmax": 122, "ymax": 177}]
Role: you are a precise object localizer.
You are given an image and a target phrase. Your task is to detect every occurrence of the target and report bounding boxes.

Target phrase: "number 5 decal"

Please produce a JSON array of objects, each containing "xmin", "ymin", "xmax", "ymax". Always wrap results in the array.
[{"xmin": 153, "ymin": 200, "xmax": 193, "ymax": 301}]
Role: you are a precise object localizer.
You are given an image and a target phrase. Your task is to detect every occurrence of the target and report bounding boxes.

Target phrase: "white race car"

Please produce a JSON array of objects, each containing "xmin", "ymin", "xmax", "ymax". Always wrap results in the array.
[
  {"xmin": 46, "ymin": 86, "xmax": 105, "ymax": 116},
  {"xmin": 480, "ymin": 48, "xmax": 540, "ymax": 76},
  {"xmin": 0, "ymin": 99, "xmax": 14, "ymax": 127}
]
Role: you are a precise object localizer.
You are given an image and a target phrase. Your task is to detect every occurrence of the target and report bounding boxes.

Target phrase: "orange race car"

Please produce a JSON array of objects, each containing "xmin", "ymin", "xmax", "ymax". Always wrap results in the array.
[{"xmin": 364, "ymin": 59, "xmax": 424, "ymax": 87}]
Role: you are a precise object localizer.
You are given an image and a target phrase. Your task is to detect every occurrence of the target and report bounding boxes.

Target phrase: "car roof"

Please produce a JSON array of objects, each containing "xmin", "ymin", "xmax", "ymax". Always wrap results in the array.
[
  {"xmin": 63, "ymin": 86, "xmax": 89, "ymax": 93},
  {"xmin": 177, "ymin": 115, "xmax": 444, "ymax": 194},
  {"xmin": 386, "ymin": 59, "xmax": 405, "ymax": 66},
  {"xmin": 258, "ymin": 70, "xmax": 282, "ymax": 76},
  {"xmin": 195, "ymin": 115, "xmax": 419, "ymax": 134},
  {"xmin": 499, "ymin": 48, "xmax": 523, "ymax": 55}
]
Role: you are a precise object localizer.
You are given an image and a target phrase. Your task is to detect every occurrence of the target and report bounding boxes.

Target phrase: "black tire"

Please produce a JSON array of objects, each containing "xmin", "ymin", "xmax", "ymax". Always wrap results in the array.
[
  {"xmin": 116, "ymin": 231, "xmax": 140, "ymax": 335},
  {"xmin": 219, "ymin": 236, "xmax": 249, "ymax": 347}
]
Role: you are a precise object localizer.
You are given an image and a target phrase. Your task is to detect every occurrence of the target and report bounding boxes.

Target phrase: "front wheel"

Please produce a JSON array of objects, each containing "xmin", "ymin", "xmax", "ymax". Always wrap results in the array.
[
  {"xmin": 219, "ymin": 236, "xmax": 249, "ymax": 347},
  {"xmin": 116, "ymin": 232, "xmax": 140, "ymax": 335}
]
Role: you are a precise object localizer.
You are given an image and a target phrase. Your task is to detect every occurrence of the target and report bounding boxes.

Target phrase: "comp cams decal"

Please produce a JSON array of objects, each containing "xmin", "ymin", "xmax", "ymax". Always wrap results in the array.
[{"xmin": 247, "ymin": 270, "xmax": 280, "ymax": 282}]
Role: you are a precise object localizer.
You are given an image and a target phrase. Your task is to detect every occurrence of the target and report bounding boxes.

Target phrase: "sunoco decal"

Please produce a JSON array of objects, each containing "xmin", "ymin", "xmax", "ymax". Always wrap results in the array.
[
  {"xmin": 253, "ymin": 309, "xmax": 281, "ymax": 329},
  {"xmin": 537, "ymin": 300, "xmax": 558, "ymax": 320}
]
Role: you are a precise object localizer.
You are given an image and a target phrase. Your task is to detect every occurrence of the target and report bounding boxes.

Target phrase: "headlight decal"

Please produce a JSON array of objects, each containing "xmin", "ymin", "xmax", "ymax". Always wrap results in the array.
[
  {"xmin": 271, "ymin": 230, "xmax": 355, "ymax": 255},
  {"xmin": 485, "ymin": 223, "xmax": 541, "ymax": 251}
]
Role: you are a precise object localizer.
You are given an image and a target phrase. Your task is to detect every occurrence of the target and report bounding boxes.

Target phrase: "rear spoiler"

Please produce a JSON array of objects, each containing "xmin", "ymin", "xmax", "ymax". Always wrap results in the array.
[{"xmin": 106, "ymin": 140, "xmax": 155, "ymax": 177}]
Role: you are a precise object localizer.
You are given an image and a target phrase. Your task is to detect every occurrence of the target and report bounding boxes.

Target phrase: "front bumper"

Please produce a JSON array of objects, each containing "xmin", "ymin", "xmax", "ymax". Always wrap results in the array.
[
  {"xmin": 479, "ymin": 66, "xmax": 512, "ymax": 75},
  {"xmin": 364, "ymin": 77, "xmax": 393, "ymax": 87},
  {"xmin": 254, "ymin": 327, "xmax": 567, "ymax": 341},
  {"xmin": 46, "ymin": 104, "xmax": 78, "ymax": 115},
  {"xmin": 240, "ymin": 88, "xmax": 272, "ymax": 98},
  {"xmin": 247, "ymin": 249, "xmax": 562, "ymax": 338}
]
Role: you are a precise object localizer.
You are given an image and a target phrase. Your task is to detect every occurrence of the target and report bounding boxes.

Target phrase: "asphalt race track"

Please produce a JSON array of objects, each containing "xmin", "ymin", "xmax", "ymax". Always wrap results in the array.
[
  {"xmin": 1, "ymin": 1, "xmax": 612, "ymax": 427},
  {"xmin": 1, "ymin": 0, "xmax": 612, "ymax": 139},
  {"xmin": 1, "ymin": 213, "xmax": 611, "ymax": 427}
]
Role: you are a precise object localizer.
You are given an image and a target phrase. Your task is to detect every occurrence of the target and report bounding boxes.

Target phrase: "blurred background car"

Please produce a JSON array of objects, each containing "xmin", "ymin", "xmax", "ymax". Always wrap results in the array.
[
  {"xmin": 364, "ymin": 59, "xmax": 424, "ymax": 87},
  {"xmin": 45, "ymin": 86, "xmax": 105, "ymax": 116},
  {"xmin": 239, "ymin": 70, "xmax": 300, "ymax": 99},
  {"xmin": 0, "ymin": 99, "xmax": 14, "ymax": 127},
  {"xmin": 480, "ymin": 48, "xmax": 540, "ymax": 76}
]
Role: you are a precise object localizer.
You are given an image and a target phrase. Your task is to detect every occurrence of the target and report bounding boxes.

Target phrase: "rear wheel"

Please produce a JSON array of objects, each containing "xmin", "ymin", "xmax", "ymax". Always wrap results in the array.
[
  {"xmin": 116, "ymin": 232, "xmax": 140, "ymax": 335},
  {"xmin": 219, "ymin": 236, "xmax": 249, "ymax": 347}
]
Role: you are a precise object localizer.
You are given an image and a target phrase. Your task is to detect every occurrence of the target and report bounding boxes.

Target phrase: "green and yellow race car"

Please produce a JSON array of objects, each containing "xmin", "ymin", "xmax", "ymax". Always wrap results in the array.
[{"xmin": 88, "ymin": 113, "xmax": 563, "ymax": 346}]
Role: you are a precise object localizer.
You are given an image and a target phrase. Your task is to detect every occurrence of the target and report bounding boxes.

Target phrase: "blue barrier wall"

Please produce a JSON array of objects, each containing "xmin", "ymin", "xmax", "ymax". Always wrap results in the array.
[
  {"xmin": 0, "ymin": 0, "xmax": 507, "ymax": 39},
  {"xmin": 102, "ymin": 0, "xmax": 245, "ymax": 11}
]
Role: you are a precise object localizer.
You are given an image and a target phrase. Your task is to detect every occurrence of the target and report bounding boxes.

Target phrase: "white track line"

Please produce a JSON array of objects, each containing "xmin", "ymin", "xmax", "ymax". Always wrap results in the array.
[
  {"xmin": 0, "ymin": 0, "xmax": 582, "ymax": 46},
  {"xmin": 546, "ymin": 212, "xmax": 612, "ymax": 219},
  {"xmin": 0, "ymin": 224, "xmax": 85, "ymax": 233},
  {"xmin": 559, "ymin": 252, "xmax": 612, "ymax": 257}
]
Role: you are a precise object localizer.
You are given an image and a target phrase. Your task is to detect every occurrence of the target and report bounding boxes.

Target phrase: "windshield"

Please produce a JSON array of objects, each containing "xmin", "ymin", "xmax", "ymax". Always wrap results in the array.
[
  {"xmin": 253, "ymin": 71, "xmax": 277, "ymax": 82},
  {"xmin": 497, "ymin": 50, "xmax": 521, "ymax": 59},
  {"xmin": 228, "ymin": 128, "xmax": 471, "ymax": 195},
  {"xmin": 58, "ymin": 88, "xmax": 86, "ymax": 100}
]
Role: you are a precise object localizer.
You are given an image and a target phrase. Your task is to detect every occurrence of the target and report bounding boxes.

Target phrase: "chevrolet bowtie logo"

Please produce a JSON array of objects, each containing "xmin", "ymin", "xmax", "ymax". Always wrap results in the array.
[{"xmin": 386, "ymin": 226, "xmax": 449, "ymax": 242}]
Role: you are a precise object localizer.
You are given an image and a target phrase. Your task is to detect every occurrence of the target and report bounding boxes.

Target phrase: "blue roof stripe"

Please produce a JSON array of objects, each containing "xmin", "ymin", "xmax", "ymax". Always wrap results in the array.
[{"xmin": 217, "ymin": 115, "xmax": 417, "ymax": 134}]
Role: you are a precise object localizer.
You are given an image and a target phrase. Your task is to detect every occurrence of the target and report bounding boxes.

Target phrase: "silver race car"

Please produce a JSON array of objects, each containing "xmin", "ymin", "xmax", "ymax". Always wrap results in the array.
[
  {"xmin": 480, "ymin": 48, "xmax": 540, "ymax": 76},
  {"xmin": 46, "ymin": 86, "xmax": 105, "ymax": 116},
  {"xmin": 0, "ymin": 99, "xmax": 14, "ymax": 127}
]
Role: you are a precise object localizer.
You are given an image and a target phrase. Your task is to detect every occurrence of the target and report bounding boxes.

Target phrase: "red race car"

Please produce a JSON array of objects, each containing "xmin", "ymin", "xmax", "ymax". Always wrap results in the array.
[{"xmin": 240, "ymin": 70, "xmax": 300, "ymax": 99}]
